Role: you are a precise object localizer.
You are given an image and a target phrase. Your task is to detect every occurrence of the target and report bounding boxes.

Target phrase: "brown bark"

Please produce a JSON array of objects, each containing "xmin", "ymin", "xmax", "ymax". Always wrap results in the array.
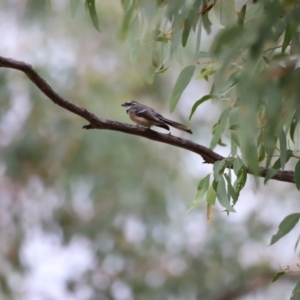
[{"xmin": 0, "ymin": 56, "xmax": 295, "ymax": 184}]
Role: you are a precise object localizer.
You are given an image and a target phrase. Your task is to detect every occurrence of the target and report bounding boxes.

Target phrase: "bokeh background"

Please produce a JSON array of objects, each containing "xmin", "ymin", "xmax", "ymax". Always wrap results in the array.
[{"xmin": 0, "ymin": 1, "xmax": 299, "ymax": 299}]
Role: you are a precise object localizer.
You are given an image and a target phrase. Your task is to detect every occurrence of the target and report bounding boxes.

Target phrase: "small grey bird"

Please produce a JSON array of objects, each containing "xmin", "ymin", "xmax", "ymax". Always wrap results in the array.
[{"xmin": 121, "ymin": 101, "xmax": 192, "ymax": 134}]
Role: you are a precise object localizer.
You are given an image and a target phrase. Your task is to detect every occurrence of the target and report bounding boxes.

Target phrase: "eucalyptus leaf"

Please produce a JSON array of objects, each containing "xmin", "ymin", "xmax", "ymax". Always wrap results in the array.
[
  {"xmin": 233, "ymin": 157, "xmax": 244, "ymax": 176},
  {"xmin": 290, "ymin": 116, "xmax": 297, "ymax": 143},
  {"xmin": 207, "ymin": 182, "xmax": 217, "ymax": 205},
  {"xmin": 189, "ymin": 94, "xmax": 219, "ymax": 120},
  {"xmin": 282, "ymin": 21, "xmax": 292, "ymax": 54},
  {"xmin": 237, "ymin": 4, "xmax": 246, "ymax": 26},
  {"xmin": 194, "ymin": 20, "xmax": 202, "ymax": 59},
  {"xmin": 295, "ymin": 160, "xmax": 300, "ymax": 191},
  {"xmin": 188, "ymin": 174, "xmax": 210, "ymax": 211},
  {"xmin": 264, "ymin": 168, "xmax": 279, "ymax": 185},
  {"xmin": 210, "ymin": 107, "xmax": 231, "ymax": 150},
  {"xmin": 279, "ymin": 130, "xmax": 287, "ymax": 170},
  {"xmin": 290, "ymin": 280, "xmax": 300, "ymax": 300},
  {"xmin": 270, "ymin": 213, "xmax": 300, "ymax": 245},
  {"xmin": 216, "ymin": 176, "xmax": 236, "ymax": 212},
  {"xmin": 182, "ymin": 0, "xmax": 202, "ymax": 47},
  {"xmin": 170, "ymin": 65, "xmax": 195, "ymax": 112},
  {"xmin": 86, "ymin": 0, "xmax": 100, "ymax": 31},
  {"xmin": 120, "ymin": 2, "xmax": 134, "ymax": 38},
  {"xmin": 234, "ymin": 166, "xmax": 247, "ymax": 197},
  {"xmin": 224, "ymin": 173, "xmax": 238, "ymax": 204},
  {"xmin": 208, "ymin": 5, "xmax": 225, "ymax": 29},
  {"xmin": 213, "ymin": 160, "xmax": 227, "ymax": 181},
  {"xmin": 272, "ymin": 271, "xmax": 286, "ymax": 283}
]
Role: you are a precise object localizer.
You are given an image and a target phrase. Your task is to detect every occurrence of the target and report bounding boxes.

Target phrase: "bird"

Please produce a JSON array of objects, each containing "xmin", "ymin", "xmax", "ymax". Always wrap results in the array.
[{"xmin": 121, "ymin": 101, "xmax": 192, "ymax": 134}]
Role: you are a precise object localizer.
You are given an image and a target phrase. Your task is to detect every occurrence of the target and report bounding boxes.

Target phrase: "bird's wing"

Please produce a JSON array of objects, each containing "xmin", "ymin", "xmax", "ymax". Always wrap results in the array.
[{"xmin": 135, "ymin": 109, "xmax": 164, "ymax": 123}]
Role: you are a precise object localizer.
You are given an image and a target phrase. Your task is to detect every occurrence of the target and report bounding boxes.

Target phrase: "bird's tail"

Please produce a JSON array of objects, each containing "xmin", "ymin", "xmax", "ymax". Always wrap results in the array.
[{"xmin": 161, "ymin": 117, "xmax": 193, "ymax": 134}]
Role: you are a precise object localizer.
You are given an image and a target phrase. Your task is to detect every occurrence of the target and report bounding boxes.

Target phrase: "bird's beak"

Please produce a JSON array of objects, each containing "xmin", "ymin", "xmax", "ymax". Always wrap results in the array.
[{"xmin": 121, "ymin": 103, "xmax": 126, "ymax": 107}]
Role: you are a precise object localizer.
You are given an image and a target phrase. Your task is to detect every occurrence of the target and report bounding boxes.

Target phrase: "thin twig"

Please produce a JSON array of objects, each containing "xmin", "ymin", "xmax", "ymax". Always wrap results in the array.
[{"xmin": 262, "ymin": 45, "xmax": 284, "ymax": 52}]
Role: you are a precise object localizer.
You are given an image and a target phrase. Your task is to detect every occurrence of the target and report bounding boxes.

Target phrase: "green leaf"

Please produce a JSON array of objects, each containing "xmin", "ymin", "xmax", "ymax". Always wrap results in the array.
[
  {"xmin": 231, "ymin": 132, "xmax": 240, "ymax": 147},
  {"xmin": 264, "ymin": 156, "xmax": 285, "ymax": 184},
  {"xmin": 233, "ymin": 157, "xmax": 244, "ymax": 176},
  {"xmin": 219, "ymin": 75, "xmax": 238, "ymax": 96},
  {"xmin": 86, "ymin": 0, "xmax": 100, "ymax": 31},
  {"xmin": 294, "ymin": 235, "xmax": 300, "ymax": 252},
  {"xmin": 154, "ymin": 65, "xmax": 170, "ymax": 75},
  {"xmin": 241, "ymin": 141, "xmax": 259, "ymax": 176},
  {"xmin": 270, "ymin": 213, "xmax": 300, "ymax": 245},
  {"xmin": 196, "ymin": 63, "xmax": 221, "ymax": 80},
  {"xmin": 203, "ymin": 62, "xmax": 223, "ymax": 77},
  {"xmin": 234, "ymin": 166, "xmax": 247, "ymax": 198},
  {"xmin": 182, "ymin": 22, "xmax": 191, "ymax": 47},
  {"xmin": 237, "ymin": 4, "xmax": 246, "ymax": 27},
  {"xmin": 71, "ymin": 0, "xmax": 80, "ymax": 17},
  {"xmin": 229, "ymin": 106, "xmax": 239, "ymax": 126},
  {"xmin": 170, "ymin": 65, "xmax": 195, "ymax": 112},
  {"xmin": 271, "ymin": 150, "xmax": 292, "ymax": 172},
  {"xmin": 273, "ymin": 157, "xmax": 281, "ymax": 169},
  {"xmin": 208, "ymin": 5, "xmax": 225, "ymax": 29},
  {"xmin": 279, "ymin": 130, "xmax": 287, "ymax": 170},
  {"xmin": 224, "ymin": 173, "xmax": 238, "ymax": 204},
  {"xmin": 210, "ymin": 26, "xmax": 243, "ymax": 57},
  {"xmin": 156, "ymin": 36, "xmax": 170, "ymax": 43},
  {"xmin": 194, "ymin": 20, "xmax": 202, "ymax": 59},
  {"xmin": 290, "ymin": 116, "xmax": 297, "ymax": 143},
  {"xmin": 272, "ymin": 271, "xmax": 286, "ymax": 283},
  {"xmin": 182, "ymin": 0, "xmax": 201, "ymax": 47},
  {"xmin": 295, "ymin": 160, "xmax": 300, "ymax": 190},
  {"xmin": 286, "ymin": 150, "xmax": 293, "ymax": 163},
  {"xmin": 213, "ymin": 160, "xmax": 227, "ymax": 181},
  {"xmin": 282, "ymin": 22, "xmax": 292, "ymax": 54},
  {"xmin": 206, "ymin": 182, "xmax": 217, "ymax": 205},
  {"xmin": 188, "ymin": 174, "xmax": 210, "ymax": 211},
  {"xmin": 189, "ymin": 94, "xmax": 218, "ymax": 120},
  {"xmin": 231, "ymin": 134, "xmax": 237, "ymax": 156},
  {"xmin": 264, "ymin": 168, "xmax": 279, "ymax": 185},
  {"xmin": 217, "ymin": 176, "xmax": 236, "ymax": 212},
  {"xmin": 258, "ymin": 144, "xmax": 265, "ymax": 162},
  {"xmin": 290, "ymin": 280, "xmax": 300, "ymax": 300},
  {"xmin": 229, "ymin": 124, "xmax": 239, "ymax": 131},
  {"xmin": 120, "ymin": 2, "xmax": 134, "ymax": 39},
  {"xmin": 210, "ymin": 107, "xmax": 231, "ymax": 150}
]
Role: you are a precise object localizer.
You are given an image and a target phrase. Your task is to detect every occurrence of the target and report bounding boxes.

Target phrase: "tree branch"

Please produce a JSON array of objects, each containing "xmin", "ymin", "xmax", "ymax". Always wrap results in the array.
[{"xmin": 0, "ymin": 56, "xmax": 295, "ymax": 184}]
